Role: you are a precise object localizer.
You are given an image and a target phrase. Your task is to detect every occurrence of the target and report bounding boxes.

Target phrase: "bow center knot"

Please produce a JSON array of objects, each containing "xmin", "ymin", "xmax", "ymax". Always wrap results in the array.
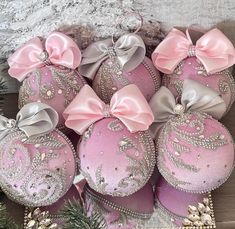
[
  {"xmin": 102, "ymin": 104, "xmax": 111, "ymax": 118},
  {"xmin": 39, "ymin": 50, "xmax": 51, "ymax": 65},
  {"xmin": 106, "ymin": 47, "xmax": 116, "ymax": 59},
  {"xmin": 174, "ymin": 104, "xmax": 185, "ymax": 115},
  {"xmin": 188, "ymin": 45, "xmax": 196, "ymax": 57},
  {"xmin": 6, "ymin": 119, "xmax": 17, "ymax": 129}
]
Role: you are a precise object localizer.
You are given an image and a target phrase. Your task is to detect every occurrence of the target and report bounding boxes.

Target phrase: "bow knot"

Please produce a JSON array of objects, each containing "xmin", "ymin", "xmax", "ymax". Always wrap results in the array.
[
  {"xmin": 39, "ymin": 50, "xmax": 51, "ymax": 65},
  {"xmin": 63, "ymin": 84, "xmax": 154, "ymax": 134},
  {"xmin": 0, "ymin": 103, "xmax": 58, "ymax": 141},
  {"xmin": 8, "ymin": 32, "xmax": 82, "ymax": 82},
  {"xmin": 5, "ymin": 119, "xmax": 17, "ymax": 129},
  {"xmin": 188, "ymin": 45, "xmax": 196, "ymax": 57},
  {"xmin": 174, "ymin": 104, "xmax": 185, "ymax": 115},
  {"xmin": 102, "ymin": 104, "xmax": 111, "ymax": 118},
  {"xmin": 79, "ymin": 33, "xmax": 146, "ymax": 80},
  {"xmin": 106, "ymin": 47, "xmax": 117, "ymax": 59},
  {"xmin": 152, "ymin": 28, "xmax": 235, "ymax": 74}
]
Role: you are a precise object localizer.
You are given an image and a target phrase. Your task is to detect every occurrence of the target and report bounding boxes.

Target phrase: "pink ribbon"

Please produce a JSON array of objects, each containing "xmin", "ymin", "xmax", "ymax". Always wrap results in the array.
[
  {"xmin": 8, "ymin": 32, "xmax": 82, "ymax": 81},
  {"xmin": 63, "ymin": 84, "xmax": 154, "ymax": 134},
  {"xmin": 152, "ymin": 28, "xmax": 235, "ymax": 74}
]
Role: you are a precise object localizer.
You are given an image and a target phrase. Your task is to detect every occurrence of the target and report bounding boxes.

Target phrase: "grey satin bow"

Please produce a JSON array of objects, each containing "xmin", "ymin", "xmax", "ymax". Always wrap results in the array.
[
  {"xmin": 79, "ymin": 33, "xmax": 146, "ymax": 79},
  {"xmin": 149, "ymin": 79, "xmax": 227, "ymax": 137},
  {"xmin": 0, "ymin": 102, "xmax": 58, "ymax": 140}
]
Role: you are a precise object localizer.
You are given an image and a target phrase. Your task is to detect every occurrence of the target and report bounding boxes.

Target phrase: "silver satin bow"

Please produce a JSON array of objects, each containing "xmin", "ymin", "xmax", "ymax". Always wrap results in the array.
[
  {"xmin": 79, "ymin": 33, "xmax": 146, "ymax": 80},
  {"xmin": 0, "ymin": 102, "xmax": 58, "ymax": 140},
  {"xmin": 149, "ymin": 79, "xmax": 227, "ymax": 137}
]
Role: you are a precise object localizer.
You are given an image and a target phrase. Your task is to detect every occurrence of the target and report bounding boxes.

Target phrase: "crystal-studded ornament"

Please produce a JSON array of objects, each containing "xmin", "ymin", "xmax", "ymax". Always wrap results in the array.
[
  {"xmin": 77, "ymin": 117, "xmax": 156, "ymax": 197},
  {"xmin": 0, "ymin": 129, "xmax": 77, "ymax": 207},
  {"xmin": 157, "ymin": 112, "xmax": 234, "ymax": 193}
]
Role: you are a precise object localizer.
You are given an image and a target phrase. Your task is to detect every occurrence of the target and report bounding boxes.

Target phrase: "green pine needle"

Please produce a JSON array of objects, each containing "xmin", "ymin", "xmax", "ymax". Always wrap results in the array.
[
  {"xmin": 0, "ymin": 203, "xmax": 20, "ymax": 229},
  {"xmin": 61, "ymin": 200, "xmax": 106, "ymax": 229}
]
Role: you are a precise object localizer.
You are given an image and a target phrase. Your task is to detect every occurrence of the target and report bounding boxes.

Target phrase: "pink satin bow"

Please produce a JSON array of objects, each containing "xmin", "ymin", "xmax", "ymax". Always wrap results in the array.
[
  {"xmin": 63, "ymin": 84, "xmax": 154, "ymax": 134},
  {"xmin": 152, "ymin": 28, "xmax": 235, "ymax": 74},
  {"xmin": 8, "ymin": 32, "xmax": 82, "ymax": 81}
]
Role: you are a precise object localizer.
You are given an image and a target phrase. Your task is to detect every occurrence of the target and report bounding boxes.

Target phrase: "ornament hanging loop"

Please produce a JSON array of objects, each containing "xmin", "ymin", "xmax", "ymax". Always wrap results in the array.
[{"xmin": 111, "ymin": 10, "xmax": 143, "ymax": 45}]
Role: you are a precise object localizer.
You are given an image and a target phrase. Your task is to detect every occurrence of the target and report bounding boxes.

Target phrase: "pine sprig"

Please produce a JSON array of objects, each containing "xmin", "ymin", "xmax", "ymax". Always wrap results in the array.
[
  {"xmin": 0, "ymin": 203, "xmax": 20, "ymax": 229},
  {"xmin": 61, "ymin": 200, "xmax": 106, "ymax": 229}
]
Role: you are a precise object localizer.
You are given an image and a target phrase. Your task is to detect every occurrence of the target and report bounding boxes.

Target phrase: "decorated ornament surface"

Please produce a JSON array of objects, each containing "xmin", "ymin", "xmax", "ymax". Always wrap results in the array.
[
  {"xmin": 152, "ymin": 28, "xmax": 235, "ymax": 115},
  {"xmin": 155, "ymin": 176, "xmax": 213, "ymax": 227},
  {"xmin": 63, "ymin": 84, "xmax": 155, "ymax": 196},
  {"xmin": 84, "ymin": 182, "xmax": 154, "ymax": 229},
  {"xmin": 79, "ymin": 34, "xmax": 161, "ymax": 103},
  {"xmin": 149, "ymin": 81, "xmax": 235, "ymax": 193},
  {"xmin": 7, "ymin": 32, "xmax": 86, "ymax": 130},
  {"xmin": 0, "ymin": 103, "xmax": 77, "ymax": 207}
]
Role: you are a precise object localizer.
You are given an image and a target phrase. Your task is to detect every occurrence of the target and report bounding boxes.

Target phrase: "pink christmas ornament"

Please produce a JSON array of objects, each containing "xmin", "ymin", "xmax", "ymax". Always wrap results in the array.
[
  {"xmin": 0, "ymin": 103, "xmax": 77, "ymax": 207},
  {"xmin": 152, "ymin": 28, "xmax": 235, "ymax": 114},
  {"xmin": 63, "ymin": 84, "xmax": 156, "ymax": 196},
  {"xmin": 155, "ymin": 177, "xmax": 212, "ymax": 227},
  {"xmin": 8, "ymin": 32, "xmax": 86, "ymax": 131},
  {"xmin": 150, "ymin": 80, "xmax": 235, "ymax": 193},
  {"xmin": 79, "ymin": 34, "xmax": 161, "ymax": 103},
  {"xmin": 83, "ymin": 182, "xmax": 154, "ymax": 229}
]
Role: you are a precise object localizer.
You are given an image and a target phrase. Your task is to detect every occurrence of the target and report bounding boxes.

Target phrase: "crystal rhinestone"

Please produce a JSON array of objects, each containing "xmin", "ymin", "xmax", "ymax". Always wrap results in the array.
[
  {"xmin": 198, "ymin": 203, "xmax": 206, "ymax": 213},
  {"xmin": 112, "ymin": 87, "xmax": 118, "ymax": 91},
  {"xmin": 35, "ymin": 143, "xmax": 41, "ymax": 148},
  {"xmin": 203, "ymin": 198, "xmax": 209, "ymax": 206},
  {"xmin": 174, "ymin": 104, "xmax": 185, "ymax": 115},
  {"xmin": 193, "ymin": 221, "xmax": 204, "ymax": 226},
  {"xmin": 175, "ymin": 151, "xmax": 180, "ymax": 156},
  {"xmin": 48, "ymin": 223, "xmax": 58, "ymax": 229},
  {"xmin": 41, "ymin": 153, "xmax": 46, "ymax": 161},
  {"xmin": 39, "ymin": 50, "xmax": 49, "ymax": 62},
  {"xmin": 170, "ymin": 218, "xmax": 175, "ymax": 222},
  {"xmin": 199, "ymin": 135, "xmax": 204, "ymax": 139},
  {"xmin": 201, "ymin": 213, "xmax": 212, "ymax": 225},
  {"xmin": 174, "ymin": 138, "xmax": 179, "ymax": 143},
  {"xmin": 6, "ymin": 119, "xmax": 16, "ymax": 129},
  {"xmin": 188, "ymin": 205, "xmax": 199, "ymax": 214},
  {"xmin": 33, "ymin": 208, "xmax": 41, "ymax": 217},
  {"xmin": 40, "ymin": 218, "xmax": 52, "ymax": 226},
  {"xmin": 183, "ymin": 218, "xmax": 193, "ymax": 226},
  {"xmin": 119, "ymin": 140, "xmax": 127, "ymax": 146},
  {"xmin": 46, "ymin": 90, "xmax": 52, "ymax": 96},
  {"xmin": 27, "ymin": 220, "xmax": 36, "ymax": 228},
  {"xmin": 188, "ymin": 214, "xmax": 200, "ymax": 222},
  {"xmin": 219, "ymin": 134, "xmax": 225, "ymax": 139},
  {"xmin": 57, "ymin": 89, "xmax": 62, "ymax": 94}
]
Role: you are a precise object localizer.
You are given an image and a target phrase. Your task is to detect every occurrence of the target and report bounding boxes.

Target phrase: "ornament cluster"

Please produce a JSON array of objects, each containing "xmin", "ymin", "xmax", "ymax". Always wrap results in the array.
[{"xmin": 0, "ymin": 24, "xmax": 235, "ymax": 229}]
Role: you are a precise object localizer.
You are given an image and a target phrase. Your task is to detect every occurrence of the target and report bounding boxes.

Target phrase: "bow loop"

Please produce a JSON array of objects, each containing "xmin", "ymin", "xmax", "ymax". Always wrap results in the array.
[
  {"xmin": 149, "ymin": 80, "xmax": 227, "ymax": 137},
  {"xmin": 63, "ymin": 84, "xmax": 153, "ymax": 135},
  {"xmin": 0, "ymin": 102, "xmax": 58, "ymax": 141},
  {"xmin": 152, "ymin": 28, "xmax": 235, "ymax": 74},
  {"xmin": 79, "ymin": 33, "xmax": 146, "ymax": 80},
  {"xmin": 8, "ymin": 32, "xmax": 81, "ymax": 81}
]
